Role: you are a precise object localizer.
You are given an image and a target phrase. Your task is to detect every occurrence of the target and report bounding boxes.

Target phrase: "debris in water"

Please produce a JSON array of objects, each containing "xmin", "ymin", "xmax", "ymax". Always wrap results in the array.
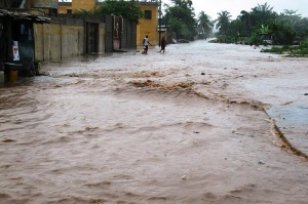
[
  {"xmin": 181, "ymin": 175, "xmax": 187, "ymax": 181},
  {"xmin": 2, "ymin": 139, "xmax": 15, "ymax": 143}
]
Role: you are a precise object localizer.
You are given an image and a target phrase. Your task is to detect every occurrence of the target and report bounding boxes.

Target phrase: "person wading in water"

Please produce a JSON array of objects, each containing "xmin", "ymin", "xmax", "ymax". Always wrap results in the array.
[
  {"xmin": 159, "ymin": 36, "xmax": 166, "ymax": 53},
  {"xmin": 142, "ymin": 35, "xmax": 152, "ymax": 54}
]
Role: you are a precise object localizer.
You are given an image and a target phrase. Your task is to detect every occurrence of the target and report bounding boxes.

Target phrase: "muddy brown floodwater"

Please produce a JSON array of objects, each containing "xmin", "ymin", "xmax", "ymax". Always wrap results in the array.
[{"xmin": 1, "ymin": 41, "xmax": 308, "ymax": 204}]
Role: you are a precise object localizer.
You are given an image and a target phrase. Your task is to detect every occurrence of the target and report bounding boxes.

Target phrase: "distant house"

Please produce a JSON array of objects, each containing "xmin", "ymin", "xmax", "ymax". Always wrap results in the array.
[{"xmin": 57, "ymin": 0, "xmax": 159, "ymax": 48}]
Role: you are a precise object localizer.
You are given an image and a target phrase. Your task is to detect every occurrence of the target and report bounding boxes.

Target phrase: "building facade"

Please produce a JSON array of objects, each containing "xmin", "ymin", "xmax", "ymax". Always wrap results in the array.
[
  {"xmin": 58, "ymin": 0, "xmax": 159, "ymax": 47},
  {"xmin": 137, "ymin": 1, "xmax": 158, "ymax": 47},
  {"xmin": 58, "ymin": 0, "xmax": 96, "ymax": 14}
]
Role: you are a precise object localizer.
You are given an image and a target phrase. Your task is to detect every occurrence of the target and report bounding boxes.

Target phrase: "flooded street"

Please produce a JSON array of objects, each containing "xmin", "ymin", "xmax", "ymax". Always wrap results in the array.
[{"xmin": 1, "ymin": 41, "xmax": 308, "ymax": 204}]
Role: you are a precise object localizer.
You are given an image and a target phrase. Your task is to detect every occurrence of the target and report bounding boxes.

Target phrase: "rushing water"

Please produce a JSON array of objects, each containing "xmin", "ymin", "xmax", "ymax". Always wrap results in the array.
[{"xmin": 0, "ymin": 41, "xmax": 308, "ymax": 204}]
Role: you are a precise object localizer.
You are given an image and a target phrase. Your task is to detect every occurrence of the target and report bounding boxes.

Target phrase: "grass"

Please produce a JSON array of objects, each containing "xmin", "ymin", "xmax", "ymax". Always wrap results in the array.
[{"xmin": 261, "ymin": 40, "xmax": 308, "ymax": 57}]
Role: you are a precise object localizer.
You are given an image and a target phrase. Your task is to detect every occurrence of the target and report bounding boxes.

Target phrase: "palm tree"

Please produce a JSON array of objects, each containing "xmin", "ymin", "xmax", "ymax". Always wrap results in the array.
[
  {"xmin": 197, "ymin": 11, "xmax": 213, "ymax": 39},
  {"xmin": 238, "ymin": 10, "xmax": 252, "ymax": 36},
  {"xmin": 216, "ymin": 10, "xmax": 232, "ymax": 35},
  {"xmin": 165, "ymin": 0, "xmax": 197, "ymax": 40},
  {"xmin": 250, "ymin": 3, "xmax": 276, "ymax": 28}
]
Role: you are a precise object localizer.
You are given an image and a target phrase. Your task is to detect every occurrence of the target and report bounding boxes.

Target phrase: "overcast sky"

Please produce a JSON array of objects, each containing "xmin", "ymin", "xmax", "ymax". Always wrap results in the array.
[{"xmin": 163, "ymin": 0, "xmax": 308, "ymax": 19}]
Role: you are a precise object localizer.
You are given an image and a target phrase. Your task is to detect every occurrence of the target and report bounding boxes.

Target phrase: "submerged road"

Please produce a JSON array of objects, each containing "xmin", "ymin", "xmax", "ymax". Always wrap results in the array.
[{"xmin": 0, "ymin": 41, "xmax": 308, "ymax": 203}]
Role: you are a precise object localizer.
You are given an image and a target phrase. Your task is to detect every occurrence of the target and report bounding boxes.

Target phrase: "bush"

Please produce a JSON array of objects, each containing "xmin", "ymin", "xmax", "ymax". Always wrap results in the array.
[
  {"xmin": 261, "ymin": 40, "xmax": 308, "ymax": 56},
  {"xmin": 261, "ymin": 46, "xmax": 286, "ymax": 54}
]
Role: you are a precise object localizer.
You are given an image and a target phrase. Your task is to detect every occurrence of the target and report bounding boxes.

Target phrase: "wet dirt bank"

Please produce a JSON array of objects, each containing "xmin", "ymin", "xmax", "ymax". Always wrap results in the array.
[{"xmin": 0, "ymin": 41, "xmax": 308, "ymax": 203}]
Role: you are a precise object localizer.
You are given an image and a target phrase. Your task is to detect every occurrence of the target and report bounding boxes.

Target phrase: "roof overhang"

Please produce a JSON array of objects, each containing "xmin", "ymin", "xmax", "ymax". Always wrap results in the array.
[{"xmin": 0, "ymin": 9, "xmax": 51, "ymax": 22}]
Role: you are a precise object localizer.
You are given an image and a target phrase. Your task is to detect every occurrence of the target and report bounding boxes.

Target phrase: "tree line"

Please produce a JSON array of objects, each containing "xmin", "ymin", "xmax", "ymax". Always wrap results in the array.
[
  {"xmin": 215, "ymin": 3, "xmax": 308, "ymax": 46},
  {"xmin": 73, "ymin": 0, "xmax": 308, "ymax": 49},
  {"xmin": 164, "ymin": 1, "xmax": 308, "ymax": 46},
  {"xmin": 162, "ymin": 0, "xmax": 308, "ymax": 56}
]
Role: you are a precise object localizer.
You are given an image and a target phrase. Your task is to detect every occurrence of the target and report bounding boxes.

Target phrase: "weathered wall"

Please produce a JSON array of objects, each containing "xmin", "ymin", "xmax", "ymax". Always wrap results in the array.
[
  {"xmin": 44, "ymin": 24, "xmax": 61, "ymax": 61},
  {"xmin": 33, "ymin": 13, "xmax": 136, "ymax": 64},
  {"xmin": 31, "ymin": 0, "xmax": 58, "ymax": 9},
  {"xmin": 34, "ymin": 24, "xmax": 61, "ymax": 62},
  {"xmin": 72, "ymin": 0, "xmax": 96, "ymax": 13},
  {"xmin": 34, "ymin": 16, "xmax": 106, "ymax": 63},
  {"xmin": 122, "ymin": 18, "xmax": 137, "ymax": 50},
  {"xmin": 98, "ymin": 23, "xmax": 106, "ymax": 54},
  {"xmin": 33, "ymin": 23, "xmax": 44, "ymax": 62},
  {"xmin": 62, "ymin": 25, "xmax": 84, "ymax": 58},
  {"xmin": 58, "ymin": 3, "xmax": 72, "ymax": 14},
  {"xmin": 105, "ymin": 15, "xmax": 113, "ymax": 52},
  {"xmin": 34, "ymin": 23, "xmax": 63, "ymax": 62}
]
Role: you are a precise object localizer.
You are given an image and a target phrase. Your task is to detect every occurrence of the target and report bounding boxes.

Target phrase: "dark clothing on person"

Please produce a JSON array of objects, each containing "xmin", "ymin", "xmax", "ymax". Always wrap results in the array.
[{"xmin": 160, "ymin": 37, "xmax": 166, "ymax": 53}]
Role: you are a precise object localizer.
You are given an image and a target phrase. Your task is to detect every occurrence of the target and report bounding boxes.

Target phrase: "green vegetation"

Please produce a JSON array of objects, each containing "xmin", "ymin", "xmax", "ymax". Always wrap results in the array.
[
  {"xmin": 205, "ymin": 3, "xmax": 308, "ymax": 57},
  {"xmin": 72, "ymin": 0, "xmax": 143, "ymax": 22},
  {"xmin": 96, "ymin": 0, "xmax": 143, "ymax": 22},
  {"xmin": 262, "ymin": 40, "xmax": 308, "ymax": 56},
  {"xmin": 197, "ymin": 11, "xmax": 213, "ymax": 39},
  {"xmin": 163, "ymin": 0, "xmax": 197, "ymax": 40},
  {"xmin": 213, "ymin": 3, "xmax": 308, "ymax": 47},
  {"xmin": 216, "ymin": 11, "xmax": 232, "ymax": 36}
]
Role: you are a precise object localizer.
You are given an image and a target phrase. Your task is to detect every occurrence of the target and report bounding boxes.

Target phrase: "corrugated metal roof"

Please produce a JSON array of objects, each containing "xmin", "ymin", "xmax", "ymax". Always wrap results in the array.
[{"xmin": 0, "ymin": 9, "xmax": 51, "ymax": 22}]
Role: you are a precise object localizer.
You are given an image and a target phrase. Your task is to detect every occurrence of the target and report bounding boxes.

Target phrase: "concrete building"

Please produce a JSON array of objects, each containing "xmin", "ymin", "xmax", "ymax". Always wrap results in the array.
[
  {"xmin": 136, "ymin": 0, "xmax": 158, "ymax": 48},
  {"xmin": 58, "ymin": 0, "xmax": 159, "ymax": 48}
]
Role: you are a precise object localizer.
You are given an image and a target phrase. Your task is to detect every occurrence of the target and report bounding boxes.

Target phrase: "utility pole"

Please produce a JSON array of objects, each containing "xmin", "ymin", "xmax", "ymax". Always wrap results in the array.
[{"xmin": 158, "ymin": 0, "xmax": 161, "ymax": 47}]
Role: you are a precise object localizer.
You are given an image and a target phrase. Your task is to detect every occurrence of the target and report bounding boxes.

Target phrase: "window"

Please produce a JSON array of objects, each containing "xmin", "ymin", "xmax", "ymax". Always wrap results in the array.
[
  {"xmin": 67, "ymin": 9, "xmax": 72, "ymax": 14},
  {"xmin": 144, "ymin": 10, "xmax": 152, "ymax": 19}
]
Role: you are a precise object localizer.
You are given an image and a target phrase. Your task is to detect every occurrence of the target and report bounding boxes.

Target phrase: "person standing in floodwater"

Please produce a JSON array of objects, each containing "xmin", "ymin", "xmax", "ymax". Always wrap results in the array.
[
  {"xmin": 142, "ymin": 35, "xmax": 152, "ymax": 54},
  {"xmin": 159, "ymin": 37, "xmax": 166, "ymax": 53}
]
